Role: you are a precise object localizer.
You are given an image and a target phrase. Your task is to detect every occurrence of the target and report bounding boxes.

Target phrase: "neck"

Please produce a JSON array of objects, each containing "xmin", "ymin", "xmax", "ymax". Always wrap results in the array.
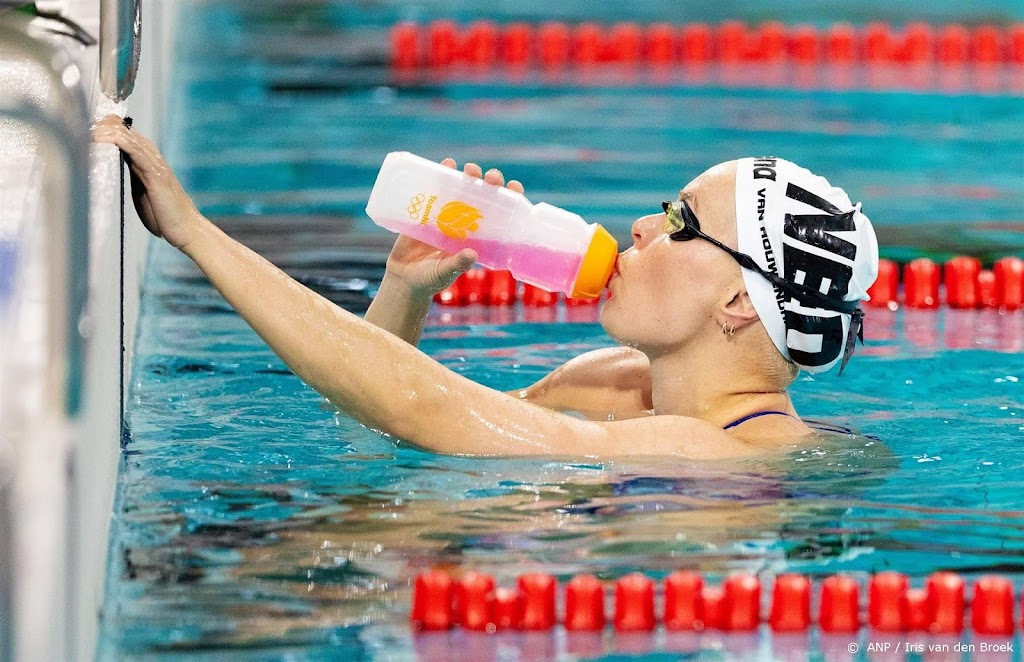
[{"xmin": 645, "ymin": 332, "xmax": 794, "ymax": 428}]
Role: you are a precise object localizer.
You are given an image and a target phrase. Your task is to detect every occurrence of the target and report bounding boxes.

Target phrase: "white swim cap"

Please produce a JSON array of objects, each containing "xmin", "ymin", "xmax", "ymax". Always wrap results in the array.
[{"xmin": 734, "ymin": 157, "xmax": 879, "ymax": 374}]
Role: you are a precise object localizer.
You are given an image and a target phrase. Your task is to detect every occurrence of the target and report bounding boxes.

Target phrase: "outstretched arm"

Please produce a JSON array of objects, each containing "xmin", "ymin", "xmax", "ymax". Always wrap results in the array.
[{"xmin": 93, "ymin": 116, "xmax": 751, "ymax": 458}]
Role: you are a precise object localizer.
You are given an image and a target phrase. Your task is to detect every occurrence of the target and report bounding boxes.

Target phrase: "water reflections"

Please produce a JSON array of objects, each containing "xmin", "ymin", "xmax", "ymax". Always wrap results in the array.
[{"xmin": 106, "ymin": 250, "xmax": 1024, "ymax": 655}]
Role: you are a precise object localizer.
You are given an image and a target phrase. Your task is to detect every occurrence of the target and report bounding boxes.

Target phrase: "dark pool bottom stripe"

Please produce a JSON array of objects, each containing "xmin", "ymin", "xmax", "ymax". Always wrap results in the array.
[{"xmin": 411, "ymin": 570, "xmax": 1022, "ymax": 635}]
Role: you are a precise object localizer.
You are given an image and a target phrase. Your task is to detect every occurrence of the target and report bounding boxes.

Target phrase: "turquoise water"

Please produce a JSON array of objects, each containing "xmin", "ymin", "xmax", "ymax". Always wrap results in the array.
[
  {"xmin": 104, "ymin": 242, "xmax": 1024, "ymax": 659},
  {"xmin": 101, "ymin": 1, "xmax": 1024, "ymax": 659}
]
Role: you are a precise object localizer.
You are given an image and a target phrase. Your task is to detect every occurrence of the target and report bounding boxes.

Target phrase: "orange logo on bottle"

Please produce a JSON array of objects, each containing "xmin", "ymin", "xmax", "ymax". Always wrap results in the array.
[{"xmin": 436, "ymin": 201, "xmax": 483, "ymax": 239}]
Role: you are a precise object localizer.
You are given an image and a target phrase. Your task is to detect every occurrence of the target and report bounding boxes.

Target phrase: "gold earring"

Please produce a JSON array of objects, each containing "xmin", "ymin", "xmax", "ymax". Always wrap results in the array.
[{"xmin": 722, "ymin": 322, "xmax": 735, "ymax": 336}]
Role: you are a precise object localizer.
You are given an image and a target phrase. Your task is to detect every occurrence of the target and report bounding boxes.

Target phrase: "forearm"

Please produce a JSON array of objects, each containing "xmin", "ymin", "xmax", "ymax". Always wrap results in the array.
[
  {"xmin": 182, "ymin": 216, "xmax": 446, "ymax": 438},
  {"xmin": 181, "ymin": 217, "xmax": 596, "ymax": 455},
  {"xmin": 364, "ymin": 274, "xmax": 432, "ymax": 346}
]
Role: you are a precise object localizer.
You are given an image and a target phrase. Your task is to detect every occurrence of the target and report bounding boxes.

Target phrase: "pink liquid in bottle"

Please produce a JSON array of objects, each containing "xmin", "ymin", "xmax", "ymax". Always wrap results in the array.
[{"xmin": 376, "ymin": 218, "xmax": 584, "ymax": 294}]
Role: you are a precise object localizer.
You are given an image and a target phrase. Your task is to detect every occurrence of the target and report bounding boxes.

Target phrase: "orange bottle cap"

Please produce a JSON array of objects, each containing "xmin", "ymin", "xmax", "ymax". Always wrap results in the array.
[{"xmin": 571, "ymin": 225, "xmax": 618, "ymax": 299}]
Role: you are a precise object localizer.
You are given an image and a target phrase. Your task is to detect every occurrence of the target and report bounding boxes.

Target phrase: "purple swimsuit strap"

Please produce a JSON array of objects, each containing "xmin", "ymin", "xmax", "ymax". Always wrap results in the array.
[{"xmin": 723, "ymin": 410, "xmax": 793, "ymax": 430}]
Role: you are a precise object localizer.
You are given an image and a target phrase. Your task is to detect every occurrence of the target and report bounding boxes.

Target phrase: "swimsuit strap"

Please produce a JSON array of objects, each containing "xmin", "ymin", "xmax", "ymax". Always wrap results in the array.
[{"xmin": 723, "ymin": 410, "xmax": 793, "ymax": 430}]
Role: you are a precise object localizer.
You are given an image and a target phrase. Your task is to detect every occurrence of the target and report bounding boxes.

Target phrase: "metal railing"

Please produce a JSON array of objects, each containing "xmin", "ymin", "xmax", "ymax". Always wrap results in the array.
[
  {"xmin": 100, "ymin": 0, "xmax": 141, "ymax": 101},
  {"xmin": 0, "ymin": 13, "xmax": 91, "ymax": 662}
]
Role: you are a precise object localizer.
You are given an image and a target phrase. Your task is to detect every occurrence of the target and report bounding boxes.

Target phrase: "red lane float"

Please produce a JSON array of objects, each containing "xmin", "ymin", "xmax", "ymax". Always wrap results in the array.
[
  {"xmin": 609, "ymin": 22, "xmax": 642, "ymax": 65},
  {"xmin": 521, "ymin": 283, "xmax": 559, "ymax": 307},
  {"xmin": 905, "ymin": 588, "xmax": 930, "ymax": 631},
  {"xmin": 927, "ymin": 571, "xmax": 965, "ymax": 634},
  {"xmin": 904, "ymin": 258, "xmax": 941, "ymax": 309},
  {"xmin": 411, "ymin": 570, "xmax": 453, "ymax": 631},
  {"xmin": 902, "ymin": 22, "xmax": 934, "ymax": 63},
  {"xmin": 978, "ymin": 269, "xmax": 998, "ymax": 308},
  {"xmin": 995, "ymin": 256, "xmax": 1024, "ymax": 310},
  {"xmin": 493, "ymin": 586, "xmax": 521, "ymax": 630},
  {"xmin": 394, "ymin": 21, "xmax": 1024, "ymax": 71},
  {"xmin": 614, "ymin": 573, "xmax": 656, "ymax": 632},
  {"xmin": 938, "ymin": 24, "xmax": 971, "ymax": 64},
  {"xmin": 664, "ymin": 571, "xmax": 703, "ymax": 630},
  {"xmin": 427, "ymin": 20, "xmax": 459, "ymax": 69},
  {"xmin": 754, "ymin": 21, "xmax": 787, "ymax": 62},
  {"xmin": 788, "ymin": 25, "xmax": 819, "ymax": 63},
  {"xmin": 868, "ymin": 571, "xmax": 909, "ymax": 632},
  {"xmin": 413, "ymin": 570, "xmax": 1024, "ymax": 635},
  {"xmin": 565, "ymin": 574, "xmax": 605, "ymax": 631},
  {"xmin": 973, "ymin": 25, "xmax": 1004, "ymax": 64},
  {"xmin": 538, "ymin": 22, "xmax": 571, "ymax": 69},
  {"xmin": 435, "ymin": 256, "xmax": 1024, "ymax": 310},
  {"xmin": 461, "ymin": 268, "xmax": 490, "ymax": 305},
  {"xmin": 864, "ymin": 22, "xmax": 894, "ymax": 62},
  {"xmin": 488, "ymin": 269, "xmax": 517, "ymax": 305},
  {"xmin": 1012, "ymin": 24, "xmax": 1024, "ymax": 64},
  {"xmin": 769, "ymin": 574, "xmax": 812, "ymax": 632},
  {"xmin": 463, "ymin": 21, "xmax": 498, "ymax": 68},
  {"xmin": 391, "ymin": 22, "xmax": 420, "ymax": 69},
  {"xmin": 572, "ymin": 22, "xmax": 605, "ymax": 66},
  {"xmin": 501, "ymin": 23, "xmax": 533, "ymax": 67},
  {"xmin": 718, "ymin": 21, "xmax": 746, "ymax": 62},
  {"xmin": 866, "ymin": 258, "xmax": 899, "ymax": 307},
  {"xmin": 826, "ymin": 23, "xmax": 858, "ymax": 62},
  {"xmin": 723, "ymin": 574, "xmax": 761, "ymax": 631},
  {"xmin": 680, "ymin": 23, "xmax": 713, "ymax": 62},
  {"xmin": 972, "ymin": 576, "xmax": 1015, "ymax": 635},
  {"xmin": 700, "ymin": 586, "xmax": 726, "ymax": 630},
  {"xmin": 518, "ymin": 573, "xmax": 557, "ymax": 630},
  {"xmin": 455, "ymin": 571, "xmax": 495, "ymax": 631},
  {"xmin": 645, "ymin": 23, "xmax": 676, "ymax": 65},
  {"xmin": 943, "ymin": 256, "xmax": 981, "ymax": 309},
  {"xmin": 819, "ymin": 575, "xmax": 860, "ymax": 633}
]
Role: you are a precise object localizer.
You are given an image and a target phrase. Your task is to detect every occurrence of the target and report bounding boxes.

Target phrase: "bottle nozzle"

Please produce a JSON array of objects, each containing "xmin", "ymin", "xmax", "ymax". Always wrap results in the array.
[{"xmin": 570, "ymin": 226, "xmax": 618, "ymax": 299}]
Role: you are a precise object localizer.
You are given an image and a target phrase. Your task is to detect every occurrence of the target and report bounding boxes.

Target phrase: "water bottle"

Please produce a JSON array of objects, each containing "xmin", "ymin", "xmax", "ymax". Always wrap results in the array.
[{"xmin": 365, "ymin": 151, "xmax": 618, "ymax": 299}]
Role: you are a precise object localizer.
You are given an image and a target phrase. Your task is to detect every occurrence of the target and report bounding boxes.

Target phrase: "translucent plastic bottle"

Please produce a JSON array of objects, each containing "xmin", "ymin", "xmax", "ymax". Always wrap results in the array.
[{"xmin": 365, "ymin": 151, "xmax": 618, "ymax": 299}]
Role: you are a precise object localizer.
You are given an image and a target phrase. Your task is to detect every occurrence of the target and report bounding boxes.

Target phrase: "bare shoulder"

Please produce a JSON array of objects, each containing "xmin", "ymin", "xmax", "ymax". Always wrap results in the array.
[
  {"xmin": 597, "ymin": 415, "xmax": 763, "ymax": 460},
  {"xmin": 726, "ymin": 414, "xmax": 815, "ymax": 446},
  {"xmin": 511, "ymin": 345, "xmax": 652, "ymax": 420},
  {"xmin": 547, "ymin": 345, "xmax": 648, "ymax": 381}
]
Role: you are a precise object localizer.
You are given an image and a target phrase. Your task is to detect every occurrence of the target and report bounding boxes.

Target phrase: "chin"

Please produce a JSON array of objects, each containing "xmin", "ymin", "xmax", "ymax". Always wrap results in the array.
[{"xmin": 599, "ymin": 299, "xmax": 632, "ymax": 346}]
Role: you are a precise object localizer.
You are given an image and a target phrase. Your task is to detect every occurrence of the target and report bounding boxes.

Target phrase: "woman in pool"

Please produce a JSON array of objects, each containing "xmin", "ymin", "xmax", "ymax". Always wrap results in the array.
[{"xmin": 94, "ymin": 115, "xmax": 878, "ymax": 459}]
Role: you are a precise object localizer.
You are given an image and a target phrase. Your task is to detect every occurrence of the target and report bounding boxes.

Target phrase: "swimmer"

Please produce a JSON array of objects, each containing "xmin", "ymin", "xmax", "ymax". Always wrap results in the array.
[{"xmin": 93, "ymin": 115, "xmax": 878, "ymax": 459}]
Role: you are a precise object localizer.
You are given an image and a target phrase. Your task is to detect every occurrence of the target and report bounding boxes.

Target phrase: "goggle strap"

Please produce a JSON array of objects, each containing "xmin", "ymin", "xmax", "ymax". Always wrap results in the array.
[
  {"xmin": 838, "ymin": 308, "xmax": 865, "ymax": 376},
  {"xmin": 665, "ymin": 199, "xmax": 861, "ymax": 318}
]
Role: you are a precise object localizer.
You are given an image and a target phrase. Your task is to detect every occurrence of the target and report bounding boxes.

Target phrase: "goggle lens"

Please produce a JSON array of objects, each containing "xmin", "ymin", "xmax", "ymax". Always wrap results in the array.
[{"xmin": 662, "ymin": 200, "xmax": 699, "ymax": 240}]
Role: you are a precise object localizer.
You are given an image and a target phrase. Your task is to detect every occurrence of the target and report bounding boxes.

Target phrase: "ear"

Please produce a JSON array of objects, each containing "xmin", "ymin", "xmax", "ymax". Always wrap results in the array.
[{"xmin": 718, "ymin": 287, "xmax": 760, "ymax": 332}]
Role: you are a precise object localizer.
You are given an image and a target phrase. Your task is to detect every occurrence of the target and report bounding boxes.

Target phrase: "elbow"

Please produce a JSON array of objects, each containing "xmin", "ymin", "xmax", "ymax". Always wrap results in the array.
[{"xmin": 379, "ymin": 379, "xmax": 451, "ymax": 448}]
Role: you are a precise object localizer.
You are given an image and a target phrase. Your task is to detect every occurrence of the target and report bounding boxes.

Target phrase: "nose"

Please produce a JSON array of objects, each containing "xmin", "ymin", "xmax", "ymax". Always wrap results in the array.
[{"xmin": 630, "ymin": 213, "xmax": 664, "ymax": 249}]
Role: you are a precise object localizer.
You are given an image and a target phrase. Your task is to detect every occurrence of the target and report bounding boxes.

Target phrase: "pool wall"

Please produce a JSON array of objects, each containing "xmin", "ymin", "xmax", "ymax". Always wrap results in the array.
[
  {"xmin": 59, "ymin": 0, "xmax": 179, "ymax": 659},
  {"xmin": 81, "ymin": 7, "xmax": 183, "ymax": 661}
]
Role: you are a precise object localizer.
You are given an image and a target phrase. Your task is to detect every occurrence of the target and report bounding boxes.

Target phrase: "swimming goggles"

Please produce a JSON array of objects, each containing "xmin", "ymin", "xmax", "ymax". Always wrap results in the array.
[
  {"xmin": 663, "ymin": 199, "xmax": 865, "ymax": 373},
  {"xmin": 662, "ymin": 200, "xmax": 861, "ymax": 316}
]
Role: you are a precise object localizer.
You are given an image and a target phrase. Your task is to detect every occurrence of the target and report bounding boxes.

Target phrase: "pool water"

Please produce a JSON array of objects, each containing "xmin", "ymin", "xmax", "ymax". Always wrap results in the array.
[
  {"xmin": 104, "ymin": 241, "xmax": 1024, "ymax": 659},
  {"xmin": 101, "ymin": 1, "xmax": 1024, "ymax": 659}
]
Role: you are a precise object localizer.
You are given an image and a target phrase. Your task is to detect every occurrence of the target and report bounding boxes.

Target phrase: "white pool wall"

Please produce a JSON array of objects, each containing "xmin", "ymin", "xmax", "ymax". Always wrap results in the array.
[
  {"xmin": 0, "ymin": 0, "xmax": 178, "ymax": 659},
  {"xmin": 70, "ymin": 3, "xmax": 181, "ymax": 659}
]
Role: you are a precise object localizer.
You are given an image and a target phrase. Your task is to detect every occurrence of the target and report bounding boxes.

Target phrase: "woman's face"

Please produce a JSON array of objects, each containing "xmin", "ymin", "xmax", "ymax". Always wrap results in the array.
[{"xmin": 600, "ymin": 162, "xmax": 742, "ymax": 354}]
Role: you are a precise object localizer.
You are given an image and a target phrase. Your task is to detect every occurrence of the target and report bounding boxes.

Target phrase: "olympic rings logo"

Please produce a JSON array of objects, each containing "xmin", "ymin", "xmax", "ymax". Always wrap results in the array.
[{"xmin": 407, "ymin": 193, "xmax": 426, "ymax": 219}]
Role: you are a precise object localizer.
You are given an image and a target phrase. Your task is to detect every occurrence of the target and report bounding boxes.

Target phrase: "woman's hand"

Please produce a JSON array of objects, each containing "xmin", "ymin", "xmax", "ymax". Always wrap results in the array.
[
  {"xmin": 384, "ymin": 159, "xmax": 524, "ymax": 297},
  {"xmin": 92, "ymin": 115, "xmax": 204, "ymax": 251}
]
